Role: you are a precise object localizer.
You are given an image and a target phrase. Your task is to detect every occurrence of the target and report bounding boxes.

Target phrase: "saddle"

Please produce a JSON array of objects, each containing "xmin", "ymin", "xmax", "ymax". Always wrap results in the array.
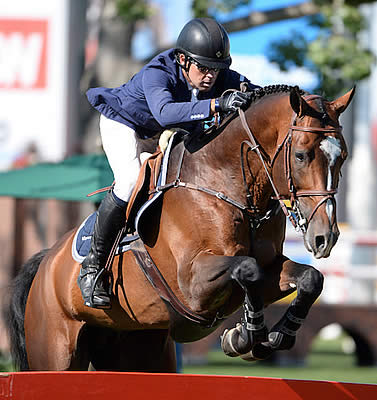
[
  {"xmin": 125, "ymin": 147, "xmax": 163, "ymax": 229},
  {"xmin": 127, "ymin": 128, "xmax": 185, "ymax": 238},
  {"xmin": 73, "ymin": 128, "xmax": 185, "ymax": 264}
]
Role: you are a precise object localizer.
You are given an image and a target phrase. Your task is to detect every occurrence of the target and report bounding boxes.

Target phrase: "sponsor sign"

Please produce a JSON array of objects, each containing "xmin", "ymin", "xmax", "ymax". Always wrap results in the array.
[
  {"xmin": 0, "ymin": 19, "xmax": 48, "ymax": 89},
  {"xmin": 0, "ymin": 0, "xmax": 73, "ymax": 170}
]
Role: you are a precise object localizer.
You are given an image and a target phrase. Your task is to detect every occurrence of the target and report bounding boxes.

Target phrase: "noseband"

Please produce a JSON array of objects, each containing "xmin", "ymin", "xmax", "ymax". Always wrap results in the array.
[{"xmin": 238, "ymin": 108, "xmax": 343, "ymax": 233}]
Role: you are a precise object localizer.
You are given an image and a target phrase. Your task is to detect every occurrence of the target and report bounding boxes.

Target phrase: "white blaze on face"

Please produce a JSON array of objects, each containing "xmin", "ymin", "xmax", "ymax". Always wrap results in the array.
[{"xmin": 320, "ymin": 137, "xmax": 341, "ymax": 223}]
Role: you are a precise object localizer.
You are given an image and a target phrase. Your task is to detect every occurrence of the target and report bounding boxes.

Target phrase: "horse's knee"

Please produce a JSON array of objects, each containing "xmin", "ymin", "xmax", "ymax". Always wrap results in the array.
[
  {"xmin": 298, "ymin": 267, "xmax": 324, "ymax": 299},
  {"xmin": 231, "ymin": 257, "xmax": 264, "ymax": 287}
]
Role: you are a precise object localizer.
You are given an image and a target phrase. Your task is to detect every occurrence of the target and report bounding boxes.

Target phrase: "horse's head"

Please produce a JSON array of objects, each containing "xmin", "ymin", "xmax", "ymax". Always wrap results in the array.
[{"xmin": 278, "ymin": 86, "xmax": 354, "ymax": 258}]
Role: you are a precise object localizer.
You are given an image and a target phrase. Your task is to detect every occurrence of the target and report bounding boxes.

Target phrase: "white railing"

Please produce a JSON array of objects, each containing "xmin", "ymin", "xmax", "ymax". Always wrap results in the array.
[{"xmin": 284, "ymin": 224, "xmax": 377, "ymax": 304}]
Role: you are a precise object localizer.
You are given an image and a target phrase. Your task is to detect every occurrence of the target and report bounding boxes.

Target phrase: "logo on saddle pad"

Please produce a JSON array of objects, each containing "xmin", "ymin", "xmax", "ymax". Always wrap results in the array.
[{"xmin": 71, "ymin": 212, "xmax": 139, "ymax": 263}]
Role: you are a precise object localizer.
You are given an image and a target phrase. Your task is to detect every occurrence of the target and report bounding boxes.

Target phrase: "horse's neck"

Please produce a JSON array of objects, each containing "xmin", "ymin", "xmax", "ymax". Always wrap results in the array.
[
  {"xmin": 175, "ymin": 94, "xmax": 292, "ymax": 213},
  {"xmin": 245, "ymin": 95, "xmax": 291, "ymax": 156}
]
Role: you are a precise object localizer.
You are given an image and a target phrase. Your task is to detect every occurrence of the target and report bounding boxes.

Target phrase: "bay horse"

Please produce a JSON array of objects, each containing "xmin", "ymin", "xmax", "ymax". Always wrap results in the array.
[{"xmin": 6, "ymin": 85, "xmax": 354, "ymax": 371}]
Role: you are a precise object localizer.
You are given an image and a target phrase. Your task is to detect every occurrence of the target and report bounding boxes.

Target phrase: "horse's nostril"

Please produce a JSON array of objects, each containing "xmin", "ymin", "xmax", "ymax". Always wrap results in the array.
[{"xmin": 315, "ymin": 235, "xmax": 325, "ymax": 249}]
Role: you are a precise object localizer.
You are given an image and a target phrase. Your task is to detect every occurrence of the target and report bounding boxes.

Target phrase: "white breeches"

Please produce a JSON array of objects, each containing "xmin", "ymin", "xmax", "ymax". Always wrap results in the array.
[{"xmin": 100, "ymin": 115, "xmax": 141, "ymax": 202}]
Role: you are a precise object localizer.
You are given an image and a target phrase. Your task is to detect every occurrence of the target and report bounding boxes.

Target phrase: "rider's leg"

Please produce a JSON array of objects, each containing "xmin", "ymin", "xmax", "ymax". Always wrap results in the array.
[
  {"xmin": 77, "ymin": 190, "xmax": 127, "ymax": 308},
  {"xmin": 77, "ymin": 115, "xmax": 141, "ymax": 309},
  {"xmin": 100, "ymin": 115, "xmax": 142, "ymax": 203}
]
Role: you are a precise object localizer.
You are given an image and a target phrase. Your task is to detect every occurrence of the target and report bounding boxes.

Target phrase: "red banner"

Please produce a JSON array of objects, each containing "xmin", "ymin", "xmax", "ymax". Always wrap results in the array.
[{"xmin": 0, "ymin": 19, "xmax": 48, "ymax": 89}]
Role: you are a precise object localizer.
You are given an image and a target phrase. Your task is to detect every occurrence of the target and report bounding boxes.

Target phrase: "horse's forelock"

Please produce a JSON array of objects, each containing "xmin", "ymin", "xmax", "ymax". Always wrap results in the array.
[{"xmin": 309, "ymin": 96, "xmax": 331, "ymax": 122}]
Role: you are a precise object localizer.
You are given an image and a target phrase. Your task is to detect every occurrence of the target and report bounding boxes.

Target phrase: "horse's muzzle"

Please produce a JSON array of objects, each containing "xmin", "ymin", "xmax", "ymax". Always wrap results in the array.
[{"xmin": 304, "ymin": 221, "xmax": 339, "ymax": 259}]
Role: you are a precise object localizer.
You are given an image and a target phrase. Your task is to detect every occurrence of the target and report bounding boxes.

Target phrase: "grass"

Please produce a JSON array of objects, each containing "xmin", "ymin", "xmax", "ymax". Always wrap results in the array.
[
  {"xmin": 0, "ymin": 353, "xmax": 14, "ymax": 372},
  {"xmin": 182, "ymin": 335, "xmax": 377, "ymax": 385}
]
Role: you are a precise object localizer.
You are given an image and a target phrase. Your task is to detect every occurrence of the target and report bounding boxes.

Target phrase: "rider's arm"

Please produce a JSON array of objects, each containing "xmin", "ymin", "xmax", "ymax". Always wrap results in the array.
[{"xmin": 142, "ymin": 66, "xmax": 214, "ymax": 127}]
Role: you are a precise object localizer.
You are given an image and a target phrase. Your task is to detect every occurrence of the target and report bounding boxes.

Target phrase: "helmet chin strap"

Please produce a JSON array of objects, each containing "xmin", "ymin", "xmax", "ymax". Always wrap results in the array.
[
  {"xmin": 175, "ymin": 51, "xmax": 197, "ymax": 88},
  {"xmin": 183, "ymin": 68, "xmax": 196, "ymax": 89},
  {"xmin": 175, "ymin": 51, "xmax": 194, "ymax": 73}
]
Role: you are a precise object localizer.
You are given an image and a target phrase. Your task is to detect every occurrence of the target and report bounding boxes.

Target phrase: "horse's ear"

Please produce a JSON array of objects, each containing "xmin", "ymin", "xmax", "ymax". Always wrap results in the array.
[
  {"xmin": 331, "ymin": 86, "xmax": 356, "ymax": 115},
  {"xmin": 289, "ymin": 86, "xmax": 311, "ymax": 117}
]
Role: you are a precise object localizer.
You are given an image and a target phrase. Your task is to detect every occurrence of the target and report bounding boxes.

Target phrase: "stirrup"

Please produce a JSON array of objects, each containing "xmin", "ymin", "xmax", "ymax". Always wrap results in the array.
[
  {"xmin": 78, "ymin": 266, "xmax": 112, "ymax": 309},
  {"xmin": 88, "ymin": 268, "xmax": 111, "ymax": 309}
]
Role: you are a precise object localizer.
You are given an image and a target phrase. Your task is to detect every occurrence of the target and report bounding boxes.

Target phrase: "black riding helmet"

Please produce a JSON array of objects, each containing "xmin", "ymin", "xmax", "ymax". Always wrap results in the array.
[{"xmin": 175, "ymin": 17, "xmax": 232, "ymax": 70}]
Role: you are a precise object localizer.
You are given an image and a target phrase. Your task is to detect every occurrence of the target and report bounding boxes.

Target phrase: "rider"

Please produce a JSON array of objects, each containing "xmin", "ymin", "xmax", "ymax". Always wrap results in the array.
[{"xmin": 79, "ymin": 17, "xmax": 259, "ymax": 309}]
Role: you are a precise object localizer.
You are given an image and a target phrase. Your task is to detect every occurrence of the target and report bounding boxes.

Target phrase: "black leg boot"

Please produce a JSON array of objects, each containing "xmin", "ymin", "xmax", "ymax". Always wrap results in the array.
[{"xmin": 77, "ymin": 191, "xmax": 127, "ymax": 309}]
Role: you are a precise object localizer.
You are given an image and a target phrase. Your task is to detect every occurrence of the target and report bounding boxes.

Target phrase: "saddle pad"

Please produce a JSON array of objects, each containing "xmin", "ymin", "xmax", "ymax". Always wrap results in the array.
[
  {"xmin": 72, "ymin": 213, "xmax": 96, "ymax": 263},
  {"xmin": 71, "ymin": 212, "xmax": 139, "ymax": 263}
]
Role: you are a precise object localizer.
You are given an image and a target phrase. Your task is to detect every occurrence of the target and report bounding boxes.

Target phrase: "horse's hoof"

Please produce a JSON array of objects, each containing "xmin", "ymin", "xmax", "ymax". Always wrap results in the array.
[
  {"xmin": 221, "ymin": 323, "xmax": 251, "ymax": 357},
  {"xmin": 268, "ymin": 331, "xmax": 296, "ymax": 350},
  {"xmin": 240, "ymin": 352, "xmax": 258, "ymax": 362},
  {"xmin": 221, "ymin": 327, "xmax": 241, "ymax": 357},
  {"xmin": 240, "ymin": 343, "xmax": 274, "ymax": 362}
]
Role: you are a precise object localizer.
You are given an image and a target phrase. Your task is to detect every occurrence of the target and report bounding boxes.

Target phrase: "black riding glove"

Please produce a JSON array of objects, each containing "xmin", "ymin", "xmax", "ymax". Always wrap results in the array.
[{"xmin": 217, "ymin": 91, "xmax": 251, "ymax": 113}]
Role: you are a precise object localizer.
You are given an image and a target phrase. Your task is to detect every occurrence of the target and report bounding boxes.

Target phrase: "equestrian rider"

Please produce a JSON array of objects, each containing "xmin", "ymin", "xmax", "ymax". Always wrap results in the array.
[{"xmin": 79, "ymin": 17, "xmax": 259, "ymax": 309}]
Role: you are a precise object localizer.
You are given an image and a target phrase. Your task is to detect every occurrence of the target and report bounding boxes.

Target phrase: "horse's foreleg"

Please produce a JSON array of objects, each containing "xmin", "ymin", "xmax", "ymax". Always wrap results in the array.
[
  {"xmin": 187, "ymin": 253, "xmax": 267, "ymax": 357},
  {"xmin": 219, "ymin": 257, "xmax": 268, "ymax": 358},
  {"xmin": 266, "ymin": 259, "xmax": 324, "ymax": 351}
]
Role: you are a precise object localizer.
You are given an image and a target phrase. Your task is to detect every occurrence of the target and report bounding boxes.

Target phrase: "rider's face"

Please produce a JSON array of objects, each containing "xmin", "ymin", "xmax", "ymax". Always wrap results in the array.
[{"xmin": 179, "ymin": 54, "xmax": 220, "ymax": 92}]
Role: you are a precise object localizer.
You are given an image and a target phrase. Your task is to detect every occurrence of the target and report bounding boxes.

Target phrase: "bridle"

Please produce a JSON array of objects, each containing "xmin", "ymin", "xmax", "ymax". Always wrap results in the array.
[{"xmin": 238, "ymin": 104, "xmax": 343, "ymax": 234}]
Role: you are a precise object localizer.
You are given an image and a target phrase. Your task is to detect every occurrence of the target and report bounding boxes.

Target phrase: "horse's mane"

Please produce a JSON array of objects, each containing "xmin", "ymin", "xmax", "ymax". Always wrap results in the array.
[
  {"xmin": 247, "ymin": 84, "xmax": 307, "ymax": 106},
  {"xmin": 185, "ymin": 85, "xmax": 308, "ymax": 153}
]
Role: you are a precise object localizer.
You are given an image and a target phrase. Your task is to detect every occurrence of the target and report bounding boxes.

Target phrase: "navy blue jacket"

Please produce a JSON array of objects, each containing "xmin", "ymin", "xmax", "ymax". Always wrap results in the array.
[{"xmin": 87, "ymin": 49, "xmax": 258, "ymax": 139}]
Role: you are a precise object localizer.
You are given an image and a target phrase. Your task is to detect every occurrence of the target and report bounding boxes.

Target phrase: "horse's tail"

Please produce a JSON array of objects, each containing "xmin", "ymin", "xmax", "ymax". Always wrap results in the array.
[{"xmin": 4, "ymin": 249, "xmax": 49, "ymax": 371}]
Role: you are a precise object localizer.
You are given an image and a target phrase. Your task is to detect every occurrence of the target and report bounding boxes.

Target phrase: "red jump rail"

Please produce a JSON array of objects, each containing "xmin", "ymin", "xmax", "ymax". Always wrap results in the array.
[{"xmin": 0, "ymin": 372, "xmax": 376, "ymax": 400}]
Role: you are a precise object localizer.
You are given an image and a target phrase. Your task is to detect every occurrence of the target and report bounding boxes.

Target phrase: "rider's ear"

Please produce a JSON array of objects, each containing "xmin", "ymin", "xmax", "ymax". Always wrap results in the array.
[
  {"xmin": 331, "ymin": 86, "xmax": 356, "ymax": 115},
  {"xmin": 289, "ymin": 86, "xmax": 311, "ymax": 117},
  {"xmin": 179, "ymin": 54, "xmax": 185, "ymax": 66},
  {"xmin": 176, "ymin": 51, "xmax": 185, "ymax": 67}
]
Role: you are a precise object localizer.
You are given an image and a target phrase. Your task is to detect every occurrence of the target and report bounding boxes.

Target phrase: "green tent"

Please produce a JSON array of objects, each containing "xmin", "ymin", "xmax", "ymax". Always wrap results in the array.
[{"xmin": 0, "ymin": 153, "xmax": 114, "ymax": 202}]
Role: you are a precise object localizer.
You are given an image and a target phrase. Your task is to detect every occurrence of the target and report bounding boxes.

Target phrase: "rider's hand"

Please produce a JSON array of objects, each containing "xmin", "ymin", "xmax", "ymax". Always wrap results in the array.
[{"xmin": 217, "ymin": 91, "xmax": 251, "ymax": 113}]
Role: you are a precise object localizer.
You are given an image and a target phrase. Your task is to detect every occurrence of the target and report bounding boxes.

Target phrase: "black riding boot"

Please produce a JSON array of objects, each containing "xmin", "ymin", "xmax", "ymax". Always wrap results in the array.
[{"xmin": 77, "ymin": 191, "xmax": 127, "ymax": 309}]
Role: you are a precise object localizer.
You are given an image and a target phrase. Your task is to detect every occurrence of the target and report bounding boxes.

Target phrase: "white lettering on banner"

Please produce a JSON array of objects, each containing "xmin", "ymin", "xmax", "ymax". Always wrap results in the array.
[
  {"xmin": 0, "ymin": 19, "xmax": 48, "ymax": 89},
  {"xmin": 0, "ymin": 33, "xmax": 43, "ymax": 88}
]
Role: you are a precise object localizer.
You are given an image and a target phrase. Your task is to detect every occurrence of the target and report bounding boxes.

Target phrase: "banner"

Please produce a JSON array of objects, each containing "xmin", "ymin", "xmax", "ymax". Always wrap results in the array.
[
  {"xmin": 0, "ymin": 0, "xmax": 82, "ymax": 170},
  {"xmin": 0, "ymin": 19, "xmax": 48, "ymax": 90}
]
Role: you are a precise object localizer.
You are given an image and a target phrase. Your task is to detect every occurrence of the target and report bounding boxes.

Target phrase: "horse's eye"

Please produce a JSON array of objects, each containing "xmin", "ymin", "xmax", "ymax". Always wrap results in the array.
[{"xmin": 295, "ymin": 152, "xmax": 305, "ymax": 162}]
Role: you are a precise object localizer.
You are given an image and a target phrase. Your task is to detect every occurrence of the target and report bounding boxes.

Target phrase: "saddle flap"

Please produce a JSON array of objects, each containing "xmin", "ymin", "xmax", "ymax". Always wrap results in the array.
[
  {"xmin": 126, "ymin": 150, "xmax": 163, "ymax": 225},
  {"xmin": 127, "ymin": 130, "xmax": 186, "ymax": 244}
]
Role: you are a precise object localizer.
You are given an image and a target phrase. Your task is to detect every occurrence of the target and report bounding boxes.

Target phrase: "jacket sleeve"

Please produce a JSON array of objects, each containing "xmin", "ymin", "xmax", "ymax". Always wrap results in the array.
[{"xmin": 142, "ymin": 66, "xmax": 212, "ymax": 127}]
